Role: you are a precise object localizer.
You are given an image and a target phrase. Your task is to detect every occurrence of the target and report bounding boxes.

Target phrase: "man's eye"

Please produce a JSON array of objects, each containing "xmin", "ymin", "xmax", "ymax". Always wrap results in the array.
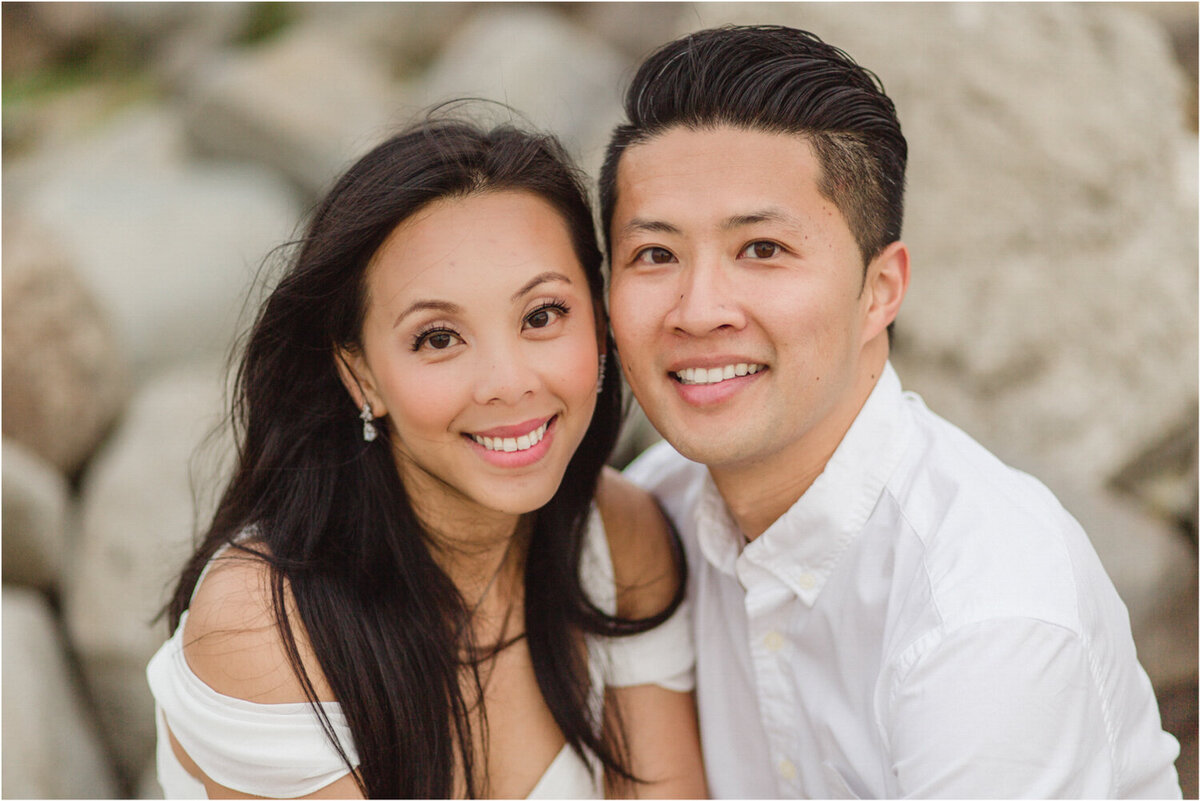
[
  {"xmin": 740, "ymin": 241, "xmax": 781, "ymax": 259},
  {"xmin": 635, "ymin": 246, "xmax": 676, "ymax": 265}
]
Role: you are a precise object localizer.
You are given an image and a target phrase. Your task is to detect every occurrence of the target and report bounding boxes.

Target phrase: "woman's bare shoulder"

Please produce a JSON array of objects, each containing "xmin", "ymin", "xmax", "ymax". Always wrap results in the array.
[
  {"xmin": 594, "ymin": 467, "xmax": 681, "ymax": 619},
  {"xmin": 182, "ymin": 543, "xmax": 336, "ymax": 704}
]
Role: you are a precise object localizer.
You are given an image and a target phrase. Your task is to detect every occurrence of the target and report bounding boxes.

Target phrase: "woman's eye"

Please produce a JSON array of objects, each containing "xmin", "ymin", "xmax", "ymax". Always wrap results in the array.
[
  {"xmin": 524, "ymin": 302, "xmax": 569, "ymax": 330},
  {"xmin": 634, "ymin": 246, "xmax": 676, "ymax": 265},
  {"xmin": 413, "ymin": 329, "xmax": 462, "ymax": 351},
  {"xmin": 740, "ymin": 241, "xmax": 782, "ymax": 259}
]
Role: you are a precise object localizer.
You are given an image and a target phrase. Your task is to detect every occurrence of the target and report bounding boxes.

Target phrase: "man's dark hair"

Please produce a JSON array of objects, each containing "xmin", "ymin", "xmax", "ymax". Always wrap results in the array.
[{"xmin": 599, "ymin": 24, "xmax": 907, "ymax": 266}]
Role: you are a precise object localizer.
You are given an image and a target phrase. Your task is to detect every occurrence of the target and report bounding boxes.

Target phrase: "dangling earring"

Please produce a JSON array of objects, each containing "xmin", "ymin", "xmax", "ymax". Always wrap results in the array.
[
  {"xmin": 360, "ymin": 400, "xmax": 377, "ymax": 442},
  {"xmin": 597, "ymin": 353, "xmax": 607, "ymax": 393}
]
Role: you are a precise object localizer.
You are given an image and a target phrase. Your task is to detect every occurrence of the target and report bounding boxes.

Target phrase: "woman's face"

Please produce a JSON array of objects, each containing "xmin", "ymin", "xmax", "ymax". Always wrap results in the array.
[{"xmin": 343, "ymin": 190, "xmax": 601, "ymax": 529}]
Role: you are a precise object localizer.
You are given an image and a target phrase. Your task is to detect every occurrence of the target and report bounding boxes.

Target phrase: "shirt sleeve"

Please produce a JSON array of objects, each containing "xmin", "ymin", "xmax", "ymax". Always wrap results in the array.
[
  {"xmin": 886, "ymin": 617, "xmax": 1118, "ymax": 799},
  {"xmin": 580, "ymin": 508, "xmax": 697, "ymax": 693},
  {"xmin": 146, "ymin": 622, "xmax": 358, "ymax": 798},
  {"xmin": 600, "ymin": 596, "xmax": 696, "ymax": 692}
]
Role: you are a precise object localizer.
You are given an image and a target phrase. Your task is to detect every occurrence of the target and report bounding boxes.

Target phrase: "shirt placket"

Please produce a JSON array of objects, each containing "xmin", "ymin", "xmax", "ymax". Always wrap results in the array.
[{"xmin": 739, "ymin": 559, "xmax": 804, "ymax": 796}]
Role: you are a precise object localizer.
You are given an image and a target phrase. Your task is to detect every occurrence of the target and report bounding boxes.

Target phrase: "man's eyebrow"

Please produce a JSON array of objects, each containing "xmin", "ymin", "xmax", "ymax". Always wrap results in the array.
[
  {"xmin": 721, "ymin": 208, "xmax": 798, "ymax": 230},
  {"xmin": 619, "ymin": 217, "xmax": 682, "ymax": 238},
  {"xmin": 511, "ymin": 271, "xmax": 573, "ymax": 302},
  {"xmin": 393, "ymin": 299, "xmax": 461, "ymax": 329}
]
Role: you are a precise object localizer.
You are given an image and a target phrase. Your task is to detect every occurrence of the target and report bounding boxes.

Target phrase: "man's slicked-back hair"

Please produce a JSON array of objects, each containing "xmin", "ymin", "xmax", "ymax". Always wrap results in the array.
[{"xmin": 599, "ymin": 25, "xmax": 908, "ymax": 266}]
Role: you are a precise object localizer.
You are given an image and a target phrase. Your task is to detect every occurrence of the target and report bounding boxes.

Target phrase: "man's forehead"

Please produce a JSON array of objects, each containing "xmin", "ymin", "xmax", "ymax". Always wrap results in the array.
[{"xmin": 611, "ymin": 129, "xmax": 822, "ymax": 232}]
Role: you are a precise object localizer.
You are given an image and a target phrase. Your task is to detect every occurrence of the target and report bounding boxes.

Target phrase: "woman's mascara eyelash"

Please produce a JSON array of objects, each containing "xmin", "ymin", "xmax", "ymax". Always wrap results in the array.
[
  {"xmin": 531, "ymin": 298, "xmax": 571, "ymax": 317},
  {"xmin": 411, "ymin": 325, "xmax": 458, "ymax": 351}
]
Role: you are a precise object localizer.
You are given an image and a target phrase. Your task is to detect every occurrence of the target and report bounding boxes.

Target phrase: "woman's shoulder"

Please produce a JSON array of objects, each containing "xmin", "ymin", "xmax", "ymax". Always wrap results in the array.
[
  {"xmin": 593, "ymin": 467, "xmax": 681, "ymax": 619},
  {"xmin": 182, "ymin": 543, "xmax": 336, "ymax": 704}
]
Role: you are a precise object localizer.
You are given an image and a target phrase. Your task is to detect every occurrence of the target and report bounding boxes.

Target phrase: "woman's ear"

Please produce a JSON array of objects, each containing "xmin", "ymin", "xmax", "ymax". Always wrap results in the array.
[
  {"xmin": 335, "ymin": 347, "xmax": 387, "ymax": 418},
  {"xmin": 860, "ymin": 240, "xmax": 910, "ymax": 346}
]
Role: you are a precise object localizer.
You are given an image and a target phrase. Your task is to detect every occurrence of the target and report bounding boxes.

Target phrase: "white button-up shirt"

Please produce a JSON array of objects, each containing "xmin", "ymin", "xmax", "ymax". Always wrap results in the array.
[{"xmin": 626, "ymin": 363, "xmax": 1181, "ymax": 798}]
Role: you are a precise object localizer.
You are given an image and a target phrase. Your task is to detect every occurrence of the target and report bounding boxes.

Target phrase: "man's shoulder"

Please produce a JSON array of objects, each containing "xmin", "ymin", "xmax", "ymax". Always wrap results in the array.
[{"xmin": 890, "ymin": 393, "xmax": 1099, "ymax": 630}]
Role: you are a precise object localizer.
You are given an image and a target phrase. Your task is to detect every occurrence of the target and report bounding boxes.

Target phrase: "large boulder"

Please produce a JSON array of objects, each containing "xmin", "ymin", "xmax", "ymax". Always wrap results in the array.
[
  {"xmin": 2, "ymin": 215, "xmax": 130, "ymax": 475},
  {"xmin": 2, "ymin": 439, "xmax": 71, "ymax": 592},
  {"xmin": 3, "ymin": 586, "xmax": 121, "ymax": 798},
  {"xmin": 415, "ymin": 6, "xmax": 630, "ymax": 177},
  {"xmin": 670, "ymin": 4, "xmax": 1197, "ymax": 495},
  {"xmin": 180, "ymin": 23, "xmax": 404, "ymax": 198},
  {"xmin": 289, "ymin": 2, "xmax": 475, "ymax": 76},
  {"xmin": 63, "ymin": 361, "xmax": 233, "ymax": 783},
  {"xmin": 19, "ymin": 106, "xmax": 301, "ymax": 380}
]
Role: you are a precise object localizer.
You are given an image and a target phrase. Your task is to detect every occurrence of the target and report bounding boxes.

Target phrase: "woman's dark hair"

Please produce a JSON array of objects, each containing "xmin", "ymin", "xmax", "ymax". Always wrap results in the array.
[
  {"xmin": 599, "ymin": 24, "xmax": 908, "ymax": 266},
  {"xmin": 168, "ymin": 115, "xmax": 683, "ymax": 797}
]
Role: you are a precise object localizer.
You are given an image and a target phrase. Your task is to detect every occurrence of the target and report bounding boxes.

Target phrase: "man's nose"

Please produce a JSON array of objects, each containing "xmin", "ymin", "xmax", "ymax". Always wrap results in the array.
[{"xmin": 665, "ymin": 258, "xmax": 747, "ymax": 336}]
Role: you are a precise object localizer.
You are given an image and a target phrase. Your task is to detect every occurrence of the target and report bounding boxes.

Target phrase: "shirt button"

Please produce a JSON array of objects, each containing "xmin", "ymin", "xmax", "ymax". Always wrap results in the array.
[
  {"xmin": 779, "ymin": 758, "xmax": 797, "ymax": 781},
  {"xmin": 797, "ymin": 572, "xmax": 817, "ymax": 590},
  {"xmin": 763, "ymin": 631, "xmax": 785, "ymax": 652}
]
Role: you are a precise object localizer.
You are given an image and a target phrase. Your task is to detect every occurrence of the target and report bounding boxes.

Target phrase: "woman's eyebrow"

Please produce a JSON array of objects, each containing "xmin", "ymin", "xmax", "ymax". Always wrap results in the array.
[
  {"xmin": 511, "ymin": 271, "xmax": 573, "ymax": 301},
  {"xmin": 393, "ymin": 299, "xmax": 460, "ymax": 329}
]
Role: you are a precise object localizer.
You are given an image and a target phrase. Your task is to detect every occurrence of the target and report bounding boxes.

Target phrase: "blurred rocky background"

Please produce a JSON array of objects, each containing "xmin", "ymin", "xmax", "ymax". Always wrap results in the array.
[{"xmin": 2, "ymin": 2, "xmax": 1196, "ymax": 797}]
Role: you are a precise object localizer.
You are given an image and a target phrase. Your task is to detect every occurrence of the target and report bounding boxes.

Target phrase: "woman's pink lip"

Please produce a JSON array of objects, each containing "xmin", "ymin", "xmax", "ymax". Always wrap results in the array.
[
  {"xmin": 468, "ymin": 417, "xmax": 556, "ymax": 468},
  {"xmin": 469, "ymin": 415, "xmax": 553, "ymax": 439}
]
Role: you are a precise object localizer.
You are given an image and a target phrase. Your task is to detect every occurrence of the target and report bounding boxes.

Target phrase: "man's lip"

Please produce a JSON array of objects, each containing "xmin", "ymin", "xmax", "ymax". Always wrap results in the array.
[
  {"xmin": 666, "ymin": 357, "xmax": 765, "ymax": 372},
  {"xmin": 468, "ymin": 415, "xmax": 555, "ymax": 439}
]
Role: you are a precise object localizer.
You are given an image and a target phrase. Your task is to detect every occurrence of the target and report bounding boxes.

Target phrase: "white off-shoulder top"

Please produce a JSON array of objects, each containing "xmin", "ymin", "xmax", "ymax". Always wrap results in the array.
[{"xmin": 146, "ymin": 508, "xmax": 694, "ymax": 798}]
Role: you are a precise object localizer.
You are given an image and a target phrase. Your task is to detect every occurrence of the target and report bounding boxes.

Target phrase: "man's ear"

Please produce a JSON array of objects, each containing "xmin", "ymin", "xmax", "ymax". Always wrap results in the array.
[
  {"xmin": 335, "ymin": 346, "xmax": 387, "ymax": 418},
  {"xmin": 861, "ymin": 240, "xmax": 910, "ymax": 345}
]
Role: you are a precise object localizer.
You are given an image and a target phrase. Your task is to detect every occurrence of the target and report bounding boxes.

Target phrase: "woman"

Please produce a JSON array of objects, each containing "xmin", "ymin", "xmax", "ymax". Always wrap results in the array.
[{"xmin": 146, "ymin": 116, "xmax": 707, "ymax": 798}]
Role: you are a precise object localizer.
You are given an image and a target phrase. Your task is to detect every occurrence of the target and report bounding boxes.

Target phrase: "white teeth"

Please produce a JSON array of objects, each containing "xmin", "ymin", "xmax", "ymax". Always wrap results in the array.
[
  {"xmin": 674, "ymin": 363, "xmax": 764, "ymax": 385},
  {"xmin": 470, "ymin": 421, "xmax": 549, "ymax": 452}
]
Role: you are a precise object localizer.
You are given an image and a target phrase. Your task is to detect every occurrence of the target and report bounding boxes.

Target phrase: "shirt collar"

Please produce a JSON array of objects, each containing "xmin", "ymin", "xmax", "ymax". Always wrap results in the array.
[{"xmin": 693, "ymin": 362, "xmax": 911, "ymax": 604}]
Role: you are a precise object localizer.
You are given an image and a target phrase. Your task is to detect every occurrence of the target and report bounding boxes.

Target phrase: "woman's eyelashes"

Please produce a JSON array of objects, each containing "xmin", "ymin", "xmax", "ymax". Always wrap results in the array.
[
  {"xmin": 411, "ymin": 325, "xmax": 463, "ymax": 352},
  {"xmin": 523, "ymin": 299, "xmax": 571, "ymax": 331},
  {"xmin": 409, "ymin": 301, "xmax": 572, "ymax": 352}
]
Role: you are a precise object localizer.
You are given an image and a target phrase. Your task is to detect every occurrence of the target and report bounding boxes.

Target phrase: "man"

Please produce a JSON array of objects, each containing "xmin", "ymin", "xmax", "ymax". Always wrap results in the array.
[{"xmin": 601, "ymin": 25, "xmax": 1181, "ymax": 798}]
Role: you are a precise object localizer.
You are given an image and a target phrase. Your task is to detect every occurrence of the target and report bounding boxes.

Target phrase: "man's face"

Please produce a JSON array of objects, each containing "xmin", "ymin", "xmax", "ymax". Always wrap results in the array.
[{"xmin": 609, "ymin": 125, "xmax": 893, "ymax": 477}]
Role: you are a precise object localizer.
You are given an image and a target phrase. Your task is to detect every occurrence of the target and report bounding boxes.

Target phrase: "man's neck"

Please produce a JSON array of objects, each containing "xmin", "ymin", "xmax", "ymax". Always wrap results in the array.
[{"xmin": 710, "ymin": 353, "xmax": 888, "ymax": 541}]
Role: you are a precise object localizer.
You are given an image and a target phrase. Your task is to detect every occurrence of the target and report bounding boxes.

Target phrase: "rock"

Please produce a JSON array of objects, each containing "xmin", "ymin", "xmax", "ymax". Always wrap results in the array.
[
  {"xmin": 5, "ymin": 104, "xmax": 192, "ymax": 199},
  {"xmin": 3, "ymin": 585, "xmax": 121, "ymax": 798},
  {"xmin": 415, "ymin": 6, "xmax": 630, "ymax": 177},
  {"xmin": 181, "ymin": 23, "xmax": 403, "ymax": 198},
  {"xmin": 136, "ymin": 756, "xmax": 164, "ymax": 799},
  {"xmin": 676, "ymin": 4, "xmax": 1197, "ymax": 491},
  {"xmin": 291, "ymin": 2, "xmax": 476, "ymax": 75},
  {"xmin": 1111, "ymin": 412, "xmax": 1198, "ymax": 541},
  {"xmin": 2, "ymin": 439, "xmax": 71, "ymax": 592},
  {"xmin": 63, "ymin": 360, "xmax": 234, "ymax": 782},
  {"xmin": 574, "ymin": 2, "xmax": 691, "ymax": 61},
  {"xmin": 20, "ymin": 109, "xmax": 301, "ymax": 379},
  {"xmin": 2, "ymin": 215, "xmax": 130, "ymax": 475},
  {"xmin": 1, "ymin": 3, "xmax": 107, "ymax": 76}
]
